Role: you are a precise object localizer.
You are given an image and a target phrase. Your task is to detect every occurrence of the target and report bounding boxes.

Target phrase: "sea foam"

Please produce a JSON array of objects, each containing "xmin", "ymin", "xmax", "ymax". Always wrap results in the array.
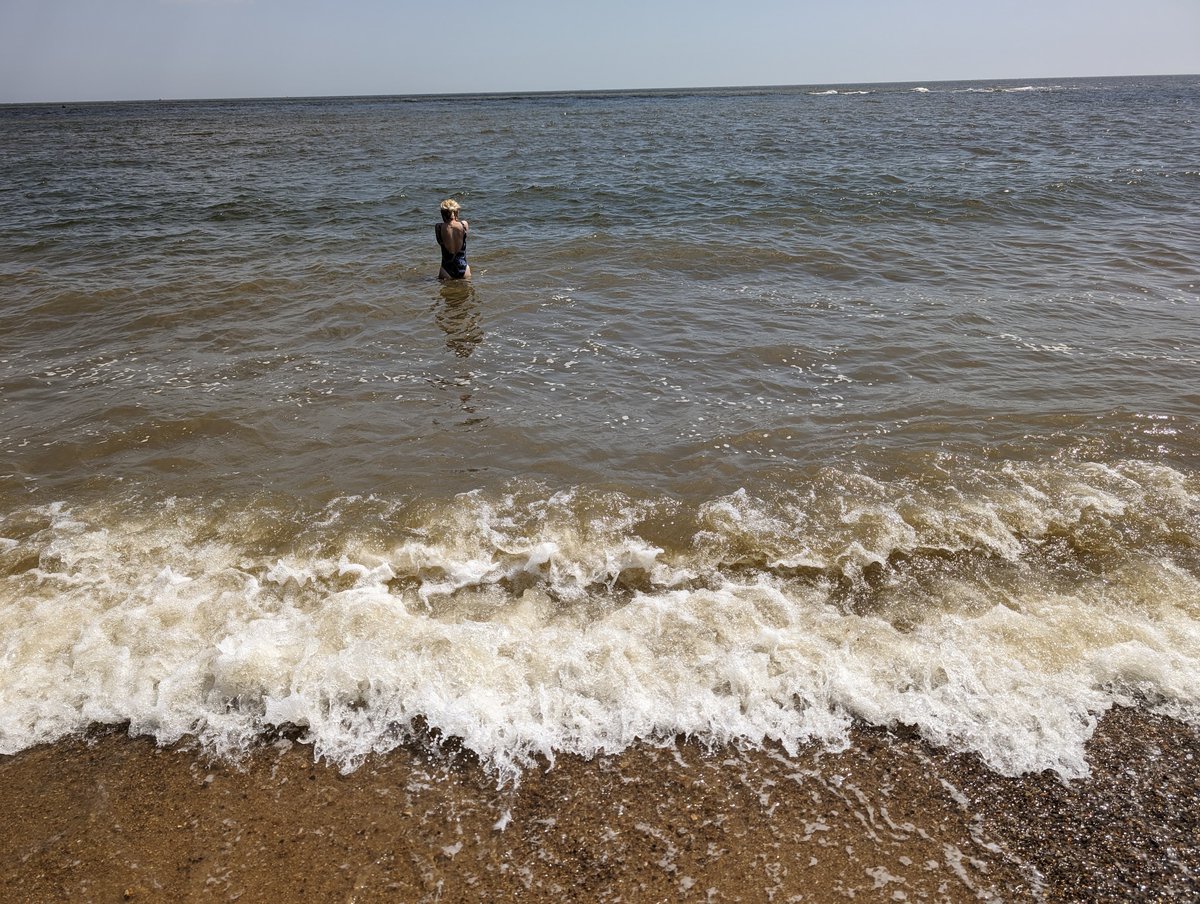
[{"xmin": 1, "ymin": 460, "xmax": 1197, "ymax": 781}]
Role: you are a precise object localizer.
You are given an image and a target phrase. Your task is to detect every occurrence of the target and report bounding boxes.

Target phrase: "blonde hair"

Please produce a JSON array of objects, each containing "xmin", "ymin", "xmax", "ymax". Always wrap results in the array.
[{"xmin": 439, "ymin": 198, "xmax": 461, "ymax": 220}]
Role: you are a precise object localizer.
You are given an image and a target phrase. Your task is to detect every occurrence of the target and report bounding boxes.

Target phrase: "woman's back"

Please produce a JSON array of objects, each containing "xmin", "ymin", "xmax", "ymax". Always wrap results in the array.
[{"xmin": 436, "ymin": 220, "xmax": 467, "ymax": 254}]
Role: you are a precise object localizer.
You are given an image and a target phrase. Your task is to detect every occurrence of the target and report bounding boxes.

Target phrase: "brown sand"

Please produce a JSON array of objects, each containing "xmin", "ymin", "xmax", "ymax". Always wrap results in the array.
[{"xmin": 0, "ymin": 708, "xmax": 1196, "ymax": 903}]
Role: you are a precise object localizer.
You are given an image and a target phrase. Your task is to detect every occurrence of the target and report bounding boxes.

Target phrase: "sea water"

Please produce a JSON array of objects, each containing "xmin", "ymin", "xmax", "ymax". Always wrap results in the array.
[{"xmin": 1, "ymin": 76, "xmax": 1198, "ymax": 779}]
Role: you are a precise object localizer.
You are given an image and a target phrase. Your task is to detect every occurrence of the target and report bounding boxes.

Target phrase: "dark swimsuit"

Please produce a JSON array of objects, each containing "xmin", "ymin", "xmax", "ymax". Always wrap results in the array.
[{"xmin": 437, "ymin": 223, "xmax": 469, "ymax": 279}]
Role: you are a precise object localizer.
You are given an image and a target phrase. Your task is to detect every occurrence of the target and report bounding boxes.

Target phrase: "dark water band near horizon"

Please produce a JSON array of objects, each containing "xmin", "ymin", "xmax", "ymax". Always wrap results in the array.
[{"xmin": 1, "ymin": 74, "xmax": 1198, "ymax": 899}]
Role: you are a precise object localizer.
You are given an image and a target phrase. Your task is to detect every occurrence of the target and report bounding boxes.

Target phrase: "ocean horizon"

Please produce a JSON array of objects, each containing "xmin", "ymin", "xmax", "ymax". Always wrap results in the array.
[{"xmin": 4, "ymin": 70, "xmax": 1197, "ymax": 106}]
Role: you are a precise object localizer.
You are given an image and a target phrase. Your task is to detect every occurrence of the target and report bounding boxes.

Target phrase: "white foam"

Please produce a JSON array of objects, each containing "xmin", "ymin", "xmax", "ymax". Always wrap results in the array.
[{"xmin": 1, "ymin": 460, "xmax": 1197, "ymax": 781}]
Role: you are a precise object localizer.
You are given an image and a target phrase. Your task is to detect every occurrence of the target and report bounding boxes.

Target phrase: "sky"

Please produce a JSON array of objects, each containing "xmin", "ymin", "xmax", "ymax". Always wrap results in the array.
[{"xmin": 1, "ymin": 0, "xmax": 1198, "ymax": 103}]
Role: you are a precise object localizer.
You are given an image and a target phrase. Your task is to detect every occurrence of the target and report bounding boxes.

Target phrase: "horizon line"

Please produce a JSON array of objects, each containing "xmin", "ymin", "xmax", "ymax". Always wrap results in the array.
[{"xmin": 2, "ymin": 71, "xmax": 1195, "ymax": 108}]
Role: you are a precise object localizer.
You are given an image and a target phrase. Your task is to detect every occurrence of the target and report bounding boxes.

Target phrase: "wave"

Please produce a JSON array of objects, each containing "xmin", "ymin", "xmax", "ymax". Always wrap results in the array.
[
  {"xmin": 959, "ymin": 85, "xmax": 1067, "ymax": 95},
  {"xmin": 1, "ymin": 458, "xmax": 1197, "ymax": 781}
]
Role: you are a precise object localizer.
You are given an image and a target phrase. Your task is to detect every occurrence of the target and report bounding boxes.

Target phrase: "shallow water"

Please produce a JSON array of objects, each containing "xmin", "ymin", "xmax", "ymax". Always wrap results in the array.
[{"xmin": 1, "ymin": 76, "xmax": 1198, "ymax": 777}]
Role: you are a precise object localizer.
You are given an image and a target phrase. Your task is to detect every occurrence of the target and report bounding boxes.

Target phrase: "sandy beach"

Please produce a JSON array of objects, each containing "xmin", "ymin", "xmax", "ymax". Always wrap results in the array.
[{"xmin": 1, "ymin": 707, "xmax": 1195, "ymax": 902}]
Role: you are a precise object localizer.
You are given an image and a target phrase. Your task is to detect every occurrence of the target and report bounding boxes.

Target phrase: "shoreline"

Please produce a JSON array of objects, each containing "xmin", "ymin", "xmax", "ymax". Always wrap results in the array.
[{"xmin": 1, "ymin": 708, "xmax": 1196, "ymax": 902}]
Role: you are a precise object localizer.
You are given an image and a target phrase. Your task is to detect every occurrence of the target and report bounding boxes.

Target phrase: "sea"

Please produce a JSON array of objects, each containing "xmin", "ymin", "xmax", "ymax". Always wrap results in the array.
[{"xmin": 1, "ymin": 75, "xmax": 1198, "ymax": 783}]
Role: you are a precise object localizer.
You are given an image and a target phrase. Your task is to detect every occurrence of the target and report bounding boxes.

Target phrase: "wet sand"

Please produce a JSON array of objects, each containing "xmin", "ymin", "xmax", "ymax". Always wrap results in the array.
[{"xmin": 1, "ymin": 708, "xmax": 1196, "ymax": 903}]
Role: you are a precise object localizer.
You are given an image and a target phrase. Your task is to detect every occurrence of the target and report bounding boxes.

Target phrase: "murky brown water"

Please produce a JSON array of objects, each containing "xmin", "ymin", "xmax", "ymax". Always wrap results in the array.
[{"xmin": 1, "ymin": 79, "xmax": 1198, "ymax": 803}]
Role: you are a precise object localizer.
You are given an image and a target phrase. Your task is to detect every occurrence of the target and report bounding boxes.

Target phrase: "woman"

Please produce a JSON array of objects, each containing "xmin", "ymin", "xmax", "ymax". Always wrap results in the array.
[{"xmin": 434, "ymin": 199, "xmax": 471, "ymax": 280}]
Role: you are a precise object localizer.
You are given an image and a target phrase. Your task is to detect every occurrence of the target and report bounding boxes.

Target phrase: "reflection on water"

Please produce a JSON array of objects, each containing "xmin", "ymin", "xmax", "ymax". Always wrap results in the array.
[
  {"xmin": 434, "ymin": 282, "xmax": 484, "ymax": 421},
  {"xmin": 435, "ymin": 282, "xmax": 482, "ymax": 360}
]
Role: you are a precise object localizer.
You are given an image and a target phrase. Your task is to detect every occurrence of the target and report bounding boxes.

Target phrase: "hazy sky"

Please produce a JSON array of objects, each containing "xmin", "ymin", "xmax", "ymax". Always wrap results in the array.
[{"xmin": 2, "ymin": 0, "xmax": 1198, "ymax": 102}]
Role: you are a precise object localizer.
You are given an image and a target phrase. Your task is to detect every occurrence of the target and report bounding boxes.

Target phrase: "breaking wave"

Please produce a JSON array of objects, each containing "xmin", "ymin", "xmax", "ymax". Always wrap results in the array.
[{"xmin": 2, "ymin": 458, "xmax": 1197, "ymax": 781}]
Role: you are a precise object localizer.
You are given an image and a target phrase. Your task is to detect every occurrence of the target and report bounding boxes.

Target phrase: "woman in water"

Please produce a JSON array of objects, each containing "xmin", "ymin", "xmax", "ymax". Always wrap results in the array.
[{"xmin": 435, "ymin": 199, "xmax": 471, "ymax": 280}]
